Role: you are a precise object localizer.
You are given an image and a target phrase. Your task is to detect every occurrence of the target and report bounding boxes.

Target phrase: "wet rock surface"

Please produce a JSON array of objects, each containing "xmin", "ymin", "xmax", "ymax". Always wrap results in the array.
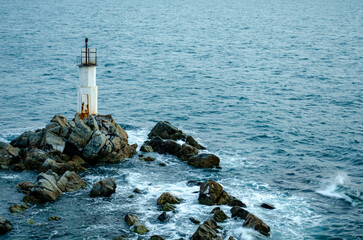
[
  {"xmin": 190, "ymin": 219, "xmax": 223, "ymax": 240},
  {"xmin": 0, "ymin": 216, "xmax": 12, "ymax": 234},
  {"xmin": 90, "ymin": 177, "xmax": 116, "ymax": 197},
  {"xmin": 188, "ymin": 153, "xmax": 220, "ymax": 168}
]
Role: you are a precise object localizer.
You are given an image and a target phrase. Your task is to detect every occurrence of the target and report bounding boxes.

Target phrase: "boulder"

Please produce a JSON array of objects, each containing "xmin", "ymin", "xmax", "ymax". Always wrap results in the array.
[
  {"xmin": 67, "ymin": 119, "xmax": 93, "ymax": 150},
  {"xmin": 125, "ymin": 214, "xmax": 139, "ymax": 226},
  {"xmin": 190, "ymin": 219, "xmax": 222, "ymax": 240},
  {"xmin": 230, "ymin": 206, "xmax": 270, "ymax": 236},
  {"xmin": 157, "ymin": 192, "xmax": 180, "ymax": 205},
  {"xmin": 140, "ymin": 144, "xmax": 153, "ymax": 152},
  {"xmin": 160, "ymin": 203, "xmax": 176, "ymax": 211},
  {"xmin": 148, "ymin": 121, "xmax": 185, "ymax": 140},
  {"xmin": 16, "ymin": 181, "xmax": 36, "ymax": 194},
  {"xmin": 10, "ymin": 131, "xmax": 32, "ymax": 148},
  {"xmin": 188, "ymin": 154, "xmax": 220, "ymax": 168},
  {"xmin": 22, "ymin": 148, "xmax": 49, "ymax": 171},
  {"xmin": 189, "ymin": 217, "xmax": 200, "ymax": 224},
  {"xmin": 186, "ymin": 135, "xmax": 206, "ymax": 150},
  {"xmin": 211, "ymin": 208, "xmax": 228, "ymax": 223},
  {"xmin": 0, "ymin": 216, "xmax": 12, "ymax": 234},
  {"xmin": 57, "ymin": 171, "xmax": 87, "ymax": 192},
  {"xmin": 243, "ymin": 213, "xmax": 270, "ymax": 237},
  {"xmin": 157, "ymin": 212, "xmax": 169, "ymax": 222},
  {"xmin": 0, "ymin": 141, "xmax": 20, "ymax": 169},
  {"xmin": 260, "ymin": 203, "xmax": 275, "ymax": 210},
  {"xmin": 178, "ymin": 144, "xmax": 199, "ymax": 161},
  {"xmin": 25, "ymin": 170, "xmax": 63, "ymax": 203},
  {"xmin": 228, "ymin": 196, "xmax": 247, "ymax": 208},
  {"xmin": 90, "ymin": 178, "xmax": 116, "ymax": 197},
  {"xmin": 198, "ymin": 180, "xmax": 224, "ymax": 206},
  {"xmin": 9, "ymin": 203, "xmax": 29, "ymax": 213},
  {"xmin": 148, "ymin": 137, "xmax": 182, "ymax": 156},
  {"xmin": 151, "ymin": 235, "xmax": 164, "ymax": 240}
]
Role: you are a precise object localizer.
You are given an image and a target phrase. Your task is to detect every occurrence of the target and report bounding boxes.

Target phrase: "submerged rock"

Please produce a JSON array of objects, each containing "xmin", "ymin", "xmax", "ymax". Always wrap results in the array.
[
  {"xmin": 189, "ymin": 217, "xmax": 201, "ymax": 224},
  {"xmin": 9, "ymin": 203, "xmax": 29, "ymax": 213},
  {"xmin": 90, "ymin": 178, "xmax": 116, "ymax": 197},
  {"xmin": 260, "ymin": 203, "xmax": 275, "ymax": 210},
  {"xmin": 190, "ymin": 219, "xmax": 222, "ymax": 240},
  {"xmin": 160, "ymin": 203, "xmax": 176, "ymax": 212},
  {"xmin": 124, "ymin": 213, "xmax": 149, "ymax": 235},
  {"xmin": 0, "ymin": 216, "xmax": 12, "ymax": 234},
  {"xmin": 151, "ymin": 235, "xmax": 165, "ymax": 240},
  {"xmin": 48, "ymin": 216, "xmax": 61, "ymax": 221}
]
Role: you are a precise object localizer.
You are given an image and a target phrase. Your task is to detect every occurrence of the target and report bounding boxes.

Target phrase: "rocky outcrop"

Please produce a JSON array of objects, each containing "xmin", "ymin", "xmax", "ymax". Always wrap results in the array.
[
  {"xmin": 148, "ymin": 121, "xmax": 185, "ymax": 140},
  {"xmin": 16, "ymin": 181, "xmax": 35, "ymax": 194},
  {"xmin": 22, "ymin": 170, "xmax": 86, "ymax": 204},
  {"xmin": 9, "ymin": 114, "xmax": 137, "ymax": 172},
  {"xmin": 0, "ymin": 142, "xmax": 20, "ymax": 169},
  {"xmin": 230, "ymin": 206, "xmax": 270, "ymax": 236},
  {"xmin": 90, "ymin": 178, "xmax": 116, "ymax": 197},
  {"xmin": 188, "ymin": 154, "xmax": 220, "ymax": 168},
  {"xmin": 0, "ymin": 216, "xmax": 12, "ymax": 234},
  {"xmin": 198, "ymin": 180, "xmax": 246, "ymax": 207},
  {"xmin": 190, "ymin": 219, "xmax": 222, "ymax": 240},
  {"xmin": 124, "ymin": 213, "xmax": 149, "ymax": 235}
]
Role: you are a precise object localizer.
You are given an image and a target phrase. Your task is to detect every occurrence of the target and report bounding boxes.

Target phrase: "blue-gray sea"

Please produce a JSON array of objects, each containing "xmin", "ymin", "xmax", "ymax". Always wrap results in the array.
[{"xmin": 0, "ymin": 0, "xmax": 362, "ymax": 239}]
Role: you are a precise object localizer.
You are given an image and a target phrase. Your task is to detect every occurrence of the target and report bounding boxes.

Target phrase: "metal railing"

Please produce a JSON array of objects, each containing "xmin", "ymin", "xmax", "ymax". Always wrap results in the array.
[{"xmin": 78, "ymin": 48, "xmax": 97, "ymax": 66}]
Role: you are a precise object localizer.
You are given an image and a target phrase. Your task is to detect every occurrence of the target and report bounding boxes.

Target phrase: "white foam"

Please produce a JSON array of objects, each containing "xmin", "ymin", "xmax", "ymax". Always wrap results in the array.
[{"xmin": 316, "ymin": 173, "xmax": 352, "ymax": 203}]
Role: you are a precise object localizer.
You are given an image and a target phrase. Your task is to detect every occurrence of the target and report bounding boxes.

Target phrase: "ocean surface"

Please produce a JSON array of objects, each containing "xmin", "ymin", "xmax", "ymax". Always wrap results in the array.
[{"xmin": 0, "ymin": 0, "xmax": 362, "ymax": 239}]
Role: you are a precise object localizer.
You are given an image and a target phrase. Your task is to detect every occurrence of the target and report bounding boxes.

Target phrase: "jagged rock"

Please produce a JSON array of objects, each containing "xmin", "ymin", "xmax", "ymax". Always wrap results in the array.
[
  {"xmin": 216, "ymin": 190, "xmax": 231, "ymax": 205},
  {"xmin": 230, "ymin": 206, "xmax": 270, "ymax": 236},
  {"xmin": 261, "ymin": 203, "xmax": 275, "ymax": 210},
  {"xmin": 0, "ymin": 216, "xmax": 12, "ymax": 234},
  {"xmin": 148, "ymin": 121, "xmax": 185, "ymax": 140},
  {"xmin": 211, "ymin": 208, "xmax": 228, "ymax": 222},
  {"xmin": 41, "ymin": 131, "xmax": 65, "ymax": 152},
  {"xmin": 90, "ymin": 178, "xmax": 116, "ymax": 197},
  {"xmin": 9, "ymin": 203, "xmax": 29, "ymax": 213},
  {"xmin": 179, "ymin": 144, "xmax": 199, "ymax": 161},
  {"xmin": 157, "ymin": 192, "xmax": 180, "ymax": 205},
  {"xmin": 186, "ymin": 135, "xmax": 205, "ymax": 150},
  {"xmin": 67, "ymin": 120, "xmax": 93, "ymax": 150},
  {"xmin": 228, "ymin": 196, "xmax": 247, "ymax": 208},
  {"xmin": 16, "ymin": 181, "xmax": 35, "ymax": 194},
  {"xmin": 140, "ymin": 144, "xmax": 153, "ymax": 152},
  {"xmin": 48, "ymin": 216, "xmax": 61, "ymax": 221},
  {"xmin": 10, "ymin": 131, "xmax": 32, "ymax": 148},
  {"xmin": 190, "ymin": 219, "xmax": 222, "ymax": 240},
  {"xmin": 198, "ymin": 180, "xmax": 225, "ymax": 206},
  {"xmin": 125, "ymin": 214, "xmax": 139, "ymax": 226},
  {"xmin": 0, "ymin": 142, "xmax": 20, "ymax": 169},
  {"xmin": 25, "ymin": 170, "xmax": 62, "ymax": 203},
  {"xmin": 148, "ymin": 137, "xmax": 182, "ymax": 156},
  {"xmin": 151, "ymin": 235, "xmax": 164, "ymax": 240},
  {"xmin": 157, "ymin": 212, "xmax": 169, "ymax": 222},
  {"xmin": 82, "ymin": 130, "xmax": 107, "ymax": 160},
  {"xmin": 189, "ymin": 217, "xmax": 200, "ymax": 224},
  {"xmin": 57, "ymin": 171, "xmax": 87, "ymax": 192},
  {"xmin": 124, "ymin": 214, "xmax": 149, "ymax": 235},
  {"xmin": 244, "ymin": 213, "xmax": 270, "ymax": 236},
  {"xmin": 230, "ymin": 206, "xmax": 249, "ymax": 220},
  {"xmin": 188, "ymin": 154, "xmax": 220, "ymax": 168},
  {"xmin": 160, "ymin": 203, "xmax": 176, "ymax": 211}
]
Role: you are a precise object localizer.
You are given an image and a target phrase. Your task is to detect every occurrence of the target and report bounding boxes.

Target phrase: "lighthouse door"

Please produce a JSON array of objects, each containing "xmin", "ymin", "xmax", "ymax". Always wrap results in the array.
[{"xmin": 81, "ymin": 94, "xmax": 89, "ymax": 119}]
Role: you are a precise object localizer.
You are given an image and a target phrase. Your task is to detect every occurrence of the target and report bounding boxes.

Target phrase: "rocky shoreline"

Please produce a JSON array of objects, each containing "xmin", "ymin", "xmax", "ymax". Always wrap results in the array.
[{"xmin": 0, "ymin": 114, "xmax": 273, "ymax": 239}]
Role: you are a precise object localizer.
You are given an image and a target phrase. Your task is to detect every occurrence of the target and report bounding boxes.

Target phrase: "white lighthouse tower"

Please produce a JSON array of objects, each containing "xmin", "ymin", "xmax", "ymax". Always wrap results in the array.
[{"xmin": 77, "ymin": 38, "xmax": 98, "ymax": 119}]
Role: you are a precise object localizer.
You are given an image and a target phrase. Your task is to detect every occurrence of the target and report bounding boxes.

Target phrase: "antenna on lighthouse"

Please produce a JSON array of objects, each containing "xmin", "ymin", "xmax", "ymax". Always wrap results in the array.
[{"xmin": 77, "ymin": 38, "xmax": 98, "ymax": 119}]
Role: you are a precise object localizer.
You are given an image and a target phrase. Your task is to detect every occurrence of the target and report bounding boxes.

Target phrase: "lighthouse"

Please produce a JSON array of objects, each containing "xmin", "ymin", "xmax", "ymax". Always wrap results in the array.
[{"xmin": 77, "ymin": 38, "xmax": 98, "ymax": 119}]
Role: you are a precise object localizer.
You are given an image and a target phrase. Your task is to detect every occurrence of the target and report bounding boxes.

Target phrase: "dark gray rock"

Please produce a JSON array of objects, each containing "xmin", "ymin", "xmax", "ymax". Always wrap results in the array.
[
  {"xmin": 227, "ymin": 196, "xmax": 247, "ymax": 208},
  {"xmin": 198, "ymin": 180, "xmax": 225, "ymax": 206},
  {"xmin": 148, "ymin": 121, "xmax": 185, "ymax": 140},
  {"xmin": 157, "ymin": 192, "xmax": 180, "ymax": 205},
  {"xmin": 260, "ymin": 203, "xmax": 275, "ymax": 210},
  {"xmin": 151, "ymin": 235, "xmax": 164, "ymax": 240},
  {"xmin": 16, "ymin": 181, "xmax": 35, "ymax": 194},
  {"xmin": 41, "ymin": 131, "xmax": 65, "ymax": 152},
  {"xmin": 82, "ymin": 130, "xmax": 106, "ymax": 160},
  {"xmin": 189, "ymin": 217, "xmax": 200, "ymax": 224},
  {"xmin": 243, "ymin": 213, "xmax": 270, "ymax": 236},
  {"xmin": 186, "ymin": 135, "xmax": 206, "ymax": 150},
  {"xmin": 140, "ymin": 144, "xmax": 153, "ymax": 152},
  {"xmin": 90, "ymin": 178, "xmax": 116, "ymax": 197},
  {"xmin": 157, "ymin": 212, "xmax": 169, "ymax": 222},
  {"xmin": 125, "ymin": 214, "xmax": 139, "ymax": 226},
  {"xmin": 0, "ymin": 216, "xmax": 12, "ymax": 234},
  {"xmin": 230, "ymin": 206, "xmax": 249, "ymax": 220},
  {"xmin": 212, "ymin": 209, "xmax": 228, "ymax": 223},
  {"xmin": 178, "ymin": 144, "xmax": 199, "ymax": 161},
  {"xmin": 188, "ymin": 154, "xmax": 220, "ymax": 168},
  {"xmin": 0, "ymin": 141, "xmax": 20, "ymax": 169}
]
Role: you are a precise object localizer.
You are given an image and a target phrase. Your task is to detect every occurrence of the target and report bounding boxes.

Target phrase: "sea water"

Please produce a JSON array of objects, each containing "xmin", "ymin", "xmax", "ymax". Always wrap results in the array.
[{"xmin": 0, "ymin": 0, "xmax": 362, "ymax": 239}]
